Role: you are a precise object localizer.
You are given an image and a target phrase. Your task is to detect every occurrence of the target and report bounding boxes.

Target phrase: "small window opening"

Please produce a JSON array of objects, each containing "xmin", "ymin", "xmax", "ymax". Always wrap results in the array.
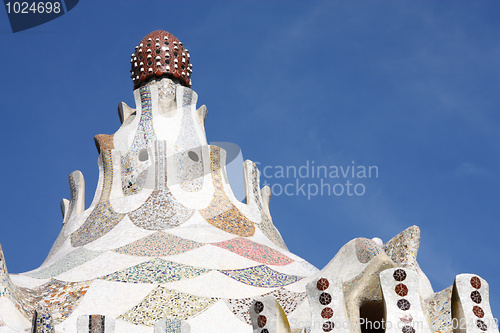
[
  {"xmin": 360, "ymin": 300, "xmax": 385, "ymax": 333},
  {"xmin": 138, "ymin": 149, "xmax": 149, "ymax": 162}
]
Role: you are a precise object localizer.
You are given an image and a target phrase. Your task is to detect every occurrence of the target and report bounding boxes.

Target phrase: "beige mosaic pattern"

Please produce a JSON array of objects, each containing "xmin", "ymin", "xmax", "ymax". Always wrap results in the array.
[
  {"xmin": 424, "ymin": 286, "xmax": 453, "ymax": 333},
  {"xmin": 113, "ymin": 232, "xmax": 203, "ymax": 257},
  {"xmin": 70, "ymin": 150, "xmax": 125, "ymax": 247},
  {"xmin": 174, "ymin": 87, "xmax": 204, "ymax": 192},
  {"xmin": 118, "ymin": 287, "xmax": 218, "ymax": 326},
  {"xmin": 200, "ymin": 146, "xmax": 255, "ymax": 237},
  {"xmin": 383, "ymin": 225, "xmax": 420, "ymax": 269}
]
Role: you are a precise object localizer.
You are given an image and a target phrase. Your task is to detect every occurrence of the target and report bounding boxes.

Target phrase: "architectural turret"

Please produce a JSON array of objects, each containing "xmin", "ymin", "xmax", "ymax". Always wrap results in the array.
[{"xmin": 0, "ymin": 30, "xmax": 496, "ymax": 333}]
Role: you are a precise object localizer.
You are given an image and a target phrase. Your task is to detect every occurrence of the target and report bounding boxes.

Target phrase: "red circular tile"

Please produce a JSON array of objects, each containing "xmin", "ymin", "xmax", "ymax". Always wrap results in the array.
[
  {"xmin": 257, "ymin": 315, "xmax": 267, "ymax": 328},
  {"xmin": 395, "ymin": 283, "xmax": 408, "ymax": 297},
  {"xmin": 321, "ymin": 307, "xmax": 334, "ymax": 319},
  {"xmin": 471, "ymin": 277, "xmax": 482, "ymax": 289},
  {"xmin": 473, "ymin": 306, "xmax": 485, "ymax": 318},
  {"xmin": 317, "ymin": 278, "xmax": 330, "ymax": 291}
]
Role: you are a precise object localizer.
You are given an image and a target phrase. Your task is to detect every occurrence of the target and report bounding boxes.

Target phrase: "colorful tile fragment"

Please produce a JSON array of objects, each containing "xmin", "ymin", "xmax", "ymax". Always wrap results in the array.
[
  {"xmin": 113, "ymin": 232, "xmax": 202, "ymax": 257},
  {"xmin": 128, "ymin": 190, "xmax": 194, "ymax": 230},
  {"xmin": 33, "ymin": 311, "xmax": 54, "ymax": 333},
  {"xmin": 200, "ymin": 146, "xmax": 255, "ymax": 237},
  {"xmin": 71, "ymin": 151, "xmax": 124, "ymax": 247},
  {"xmin": 118, "ymin": 287, "xmax": 218, "ymax": 326},
  {"xmin": 89, "ymin": 314, "xmax": 105, "ymax": 333},
  {"xmin": 174, "ymin": 87, "xmax": 203, "ymax": 192},
  {"xmin": 383, "ymin": 226, "xmax": 420, "ymax": 269},
  {"xmin": 99, "ymin": 258, "xmax": 209, "ymax": 284},
  {"xmin": 355, "ymin": 238, "xmax": 381, "ymax": 264},
  {"xmin": 128, "ymin": 140, "xmax": 194, "ymax": 230},
  {"xmin": 213, "ymin": 237, "xmax": 293, "ymax": 266},
  {"xmin": 17, "ymin": 279, "xmax": 90, "ymax": 324},
  {"xmin": 219, "ymin": 265, "xmax": 303, "ymax": 288},
  {"xmin": 224, "ymin": 288, "xmax": 307, "ymax": 324},
  {"xmin": 424, "ymin": 286, "xmax": 453, "ymax": 333},
  {"xmin": 121, "ymin": 85, "xmax": 157, "ymax": 195}
]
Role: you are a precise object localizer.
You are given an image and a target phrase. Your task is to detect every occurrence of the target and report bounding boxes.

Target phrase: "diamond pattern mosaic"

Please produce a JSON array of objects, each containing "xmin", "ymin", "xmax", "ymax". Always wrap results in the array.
[
  {"xmin": 99, "ymin": 258, "xmax": 209, "ymax": 284},
  {"xmin": 118, "ymin": 286, "xmax": 218, "ymax": 326},
  {"xmin": 213, "ymin": 237, "xmax": 293, "ymax": 266},
  {"xmin": 219, "ymin": 265, "xmax": 303, "ymax": 287},
  {"xmin": 113, "ymin": 232, "xmax": 202, "ymax": 257}
]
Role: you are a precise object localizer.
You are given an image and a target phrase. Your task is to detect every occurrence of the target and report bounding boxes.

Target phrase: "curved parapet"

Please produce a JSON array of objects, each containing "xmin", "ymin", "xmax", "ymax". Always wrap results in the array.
[
  {"xmin": 306, "ymin": 277, "xmax": 349, "ymax": 333},
  {"xmin": 380, "ymin": 267, "xmax": 432, "ymax": 333},
  {"xmin": 382, "ymin": 226, "xmax": 434, "ymax": 299},
  {"xmin": 452, "ymin": 274, "xmax": 499, "ymax": 333}
]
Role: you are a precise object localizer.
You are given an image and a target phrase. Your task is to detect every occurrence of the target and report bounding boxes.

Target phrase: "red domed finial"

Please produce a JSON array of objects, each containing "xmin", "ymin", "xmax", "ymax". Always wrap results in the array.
[{"xmin": 130, "ymin": 30, "xmax": 192, "ymax": 89}]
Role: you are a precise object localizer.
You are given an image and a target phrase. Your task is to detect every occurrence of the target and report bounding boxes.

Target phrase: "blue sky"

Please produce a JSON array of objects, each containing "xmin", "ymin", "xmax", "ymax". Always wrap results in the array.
[{"xmin": 1, "ymin": 0, "xmax": 499, "ymax": 316}]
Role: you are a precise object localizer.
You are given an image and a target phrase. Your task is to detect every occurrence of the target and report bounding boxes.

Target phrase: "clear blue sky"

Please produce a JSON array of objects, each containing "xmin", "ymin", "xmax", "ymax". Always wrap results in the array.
[{"xmin": 1, "ymin": 0, "xmax": 499, "ymax": 316}]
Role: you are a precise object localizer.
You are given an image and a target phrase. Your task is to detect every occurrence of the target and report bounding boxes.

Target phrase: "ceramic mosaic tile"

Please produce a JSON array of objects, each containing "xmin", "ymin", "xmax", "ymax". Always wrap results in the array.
[
  {"xmin": 224, "ymin": 288, "xmax": 307, "ymax": 324},
  {"xmin": 71, "ymin": 151, "xmax": 125, "ymax": 247},
  {"xmin": 118, "ymin": 286, "xmax": 218, "ymax": 326},
  {"xmin": 99, "ymin": 258, "xmax": 209, "ymax": 284},
  {"xmin": 383, "ymin": 226, "xmax": 420, "ymax": 269},
  {"xmin": 213, "ymin": 237, "xmax": 293, "ymax": 266},
  {"xmin": 174, "ymin": 87, "xmax": 203, "ymax": 192},
  {"xmin": 128, "ymin": 190, "xmax": 194, "ymax": 230},
  {"xmin": 128, "ymin": 140, "xmax": 194, "ymax": 230},
  {"xmin": 89, "ymin": 314, "xmax": 105, "ymax": 333},
  {"xmin": 219, "ymin": 265, "xmax": 303, "ymax": 288},
  {"xmin": 113, "ymin": 232, "xmax": 202, "ymax": 257},
  {"xmin": 164, "ymin": 318, "xmax": 182, "ymax": 333},
  {"xmin": 424, "ymin": 286, "xmax": 453, "ymax": 333},
  {"xmin": 33, "ymin": 311, "xmax": 54, "ymax": 333},
  {"xmin": 355, "ymin": 238, "xmax": 381, "ymax": 264},
  {"xmin": 121, "ymin": 85, "xmax": 156, "ymax": 195},
  {"xmin": 94, "ymin": 134, "xmax": 115, "ymax": 154},
  {"xmin": 26, "ymin": 248, "xmax": 103, "ymax": 279},
  {"xmin": 18, "ymin": 279, "xmax": 90, "ymax": 324},
  {"xmin": 147, "ymin": 77, "xmax": 175, "ymax": 101},
  {"xmin": 200, "ymin": 146, "xmax": 255, "ymax": 237},
  {"xmin": 250, "ymin": 163, "xmax": 288, "ymax": 249}
]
